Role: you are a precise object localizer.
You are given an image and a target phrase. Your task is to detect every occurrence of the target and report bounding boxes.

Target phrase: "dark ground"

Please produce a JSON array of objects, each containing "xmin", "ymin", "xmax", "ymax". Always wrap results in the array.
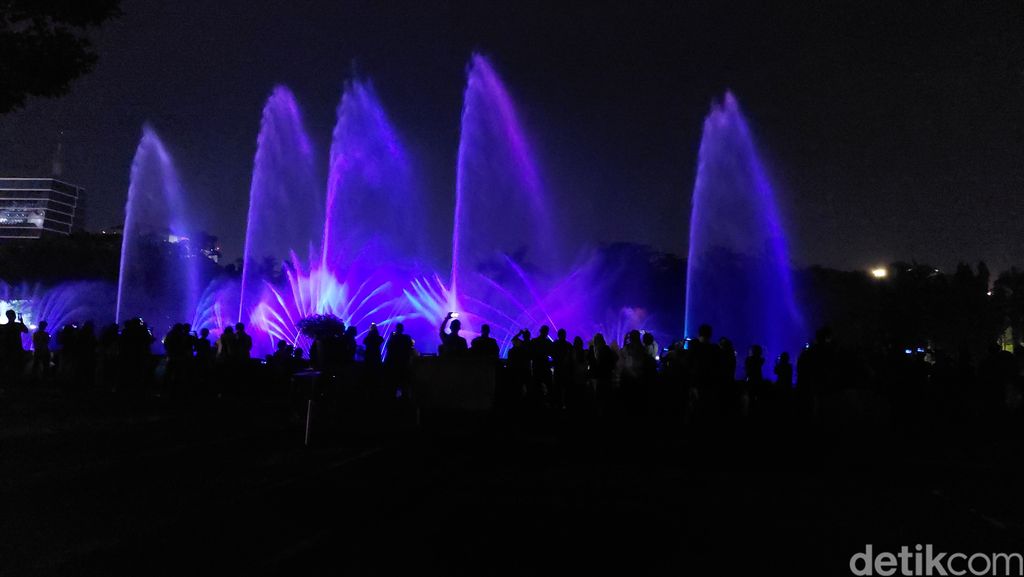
[{"xmin": 3, "ymin": 383, "xmax": 1024, "ymax": 576}]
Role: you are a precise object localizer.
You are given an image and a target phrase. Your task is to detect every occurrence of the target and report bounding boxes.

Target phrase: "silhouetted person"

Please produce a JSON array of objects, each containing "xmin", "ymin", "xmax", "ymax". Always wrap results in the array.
[
  {"xmin": 745, "ymin": 345, "xmax": 764, "ymax": 384},
  {"xmin": 218, "ymin": 326, "xmax": 236, "ymax": 362},
  {"xmin": 774, "ymin": 352, "xmax": 793, "ymax": 389},
  {"xmin": 386, "ymin": 323, "xmax": 414, "ymax": 367},
  {"xmin": 568, "ymin": 336, "xmax": 589, "ymax": 409},
  {"xmin": 235, "ymin": 322, "xmax": 252, "ymax": 361},
  {"xmin": 438, "ymin": 313, "xmax": 467, "ymax": 357},
  {"xmin": 55, "ymin": 323, "xmax": 78, "ymax": 382},
  {"xmin": 642, "ymin": 332, "xmax": 659, "ymax": 360},
  {"xmin": 529, "ymin": 326, "xmax": 554, "ymax": 406},
  {"xmin": 588, "ymin": 332, "xmax": 617, "ymax": 409},
  {"xmin": 163, "ymin": 323, "xmax": 191, "ymax": 391},
  {"xmin": 292, "ymin": 347, "xmax": 308, "ymax": 371},
  {"xmin": 550, "ymin": 328, "xmax": 573, "ymax": 410},
  {"xmin": 119, "ymin": 318, "xmax": 154, "ymax": 390},
  {"xmin": 740, "ymin": 344, "xmax": 765, "ymax": 417},
  {"xmin": 507, "ymin": 330, "xmax": 532, "ymax": 404},
  {"xmin": 0, "ymin": 310, "xmax": 28, "ymax": 380},
  {"xmin": 797, "ymin": 327, "xmax": 837, "ymax": 420},
  {"xmin": 194, "ymin": 328, "xmax": 213, "ymax": 383},
  {"xmin": 470, "ymin": 324, "xmax": 499, "ymax": 360},
  {"xmin": 364, "ymin": 323, "xmax": 384, "ymax": 367},
  {"xmin": 385, "ymin": 323, "xmax": 414, "ymax": 397},
  {"xmin": 619, "ymin": 329, "xmax": 653, "ymax": 415},
  {"xmin": 688, "ymin": 324, "xmax": 720, "ymax": 414},
  {"xmin": 341, "ymin": 325, "xmax": 358, "ymax": 364},
  {"xmin": 31, "ymin": 321, "xmax": 51, "ymax": 380}
]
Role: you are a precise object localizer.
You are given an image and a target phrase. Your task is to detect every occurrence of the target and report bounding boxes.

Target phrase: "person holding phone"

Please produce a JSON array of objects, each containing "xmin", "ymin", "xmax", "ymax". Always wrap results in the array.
[{"xmin": 438, "ymin": 312, "xmax": 467, "ymax": 357}]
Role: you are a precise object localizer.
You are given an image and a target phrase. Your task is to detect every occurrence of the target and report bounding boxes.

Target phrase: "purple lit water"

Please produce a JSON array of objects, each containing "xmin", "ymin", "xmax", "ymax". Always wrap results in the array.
[
  {"xmin": 1, "ymin": 280, "xmax": 114, "ymax": 349},
  {"xmin": 322, "ymin": 80, "xmax": 425, "ymax": 271},
  {"xmin": 685, "ymin": 93, "xmax": 805, "ymax": 368},
  {"xmin": 238, "ymin": 86, "xmax": 322, "ymax": 324},
  {"xmin": 406, "ymin": 54, "xmax": 666, "ymax": 350},
  {"xmin": 234, "ymin": 80, "xmax": 421, "ymax": 354},
  {"xmin": 115, "ymin": 126, "xmax": 200, "ymax": 335}
]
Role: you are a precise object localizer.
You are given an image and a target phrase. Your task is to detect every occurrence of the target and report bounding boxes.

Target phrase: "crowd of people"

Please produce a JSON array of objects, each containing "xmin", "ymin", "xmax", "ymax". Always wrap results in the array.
[
  {"xmin": 3, "ymin": 308, "xmax": 1023, "ymax": 429},
  {"xmin": 0, "ymin": 315, "xmax": 272, "ymax": 393}
]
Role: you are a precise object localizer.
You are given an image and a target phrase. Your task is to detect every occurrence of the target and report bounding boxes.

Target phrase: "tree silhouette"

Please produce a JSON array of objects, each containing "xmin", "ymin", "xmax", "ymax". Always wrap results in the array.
[{"xmin": 0, "ymin": 0, "xmax": 121, "ymax": 113}]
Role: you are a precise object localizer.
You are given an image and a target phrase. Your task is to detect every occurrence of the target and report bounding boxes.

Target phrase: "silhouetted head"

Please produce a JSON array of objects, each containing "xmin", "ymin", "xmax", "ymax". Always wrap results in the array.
[
  {"xmin": 369, "ymin": 323, "xmax": 379, "ymax": 336},
  {"xmin": 594, "ymin": 333, "xmax": 606, "ymax": 348},
  {"xmin": 779, "ymin": 352, "xmax": 790, "ymax": 363},
  {"xmin": 557, "ymin": 328, "xmax": 567, "ymax": 341},
  {"xmin": 573, "ymin": 336, "xmax": 584, "ymax": 349},
  {"xmin": 749, "ymin": 345, "xmax": 762, "ymax": 358},
  {"xmin": 184, "ymin": 323, "xmax": 191, "ymax": 332},
  {"xmin": 235, "ymin": 322, "xmax": 245, "ymax": 333},
  {"xmin": 539, "ymin": 325, "xmax": 550, "ymax": 338},
  {"xmin": 5, "ymin": 310, "xmax": 15, "ymax": 322},
  {"xmin": 277, "ymin": 340, "xmax": 289, "ymax": 351},
  {"xmin": 450, "ymin": 319, "xmax": 461, "ymax": 334},
  {"xmin": 38, "ymin": 320, "xmax": 47, "ymax": 331},
  {"xmin": 395, "ymin": 323, "xmax": 404, "ymax": 334},
  {"xmin": 293, "ymin": 347, "xmax": 303, "ymax": 359},
  {"xmin": 627, "ymin": 330, "xmax": 642, "ymax": 346},
  {"xmin": 345, "ymin": 326, "xmax": 357, "ymax": 337},
  {"xmin": 223, "ymin": 326, "xmax": 235, "ymax": 335},
  {"xmin": 481, "ymin": 324, "xmax": 491, "ymax": 337},
  {"xmin": 200, "ymin": 328, "xmax": 209, "ymax": 338},
  {"xmin": 719, "ymin": 337, "xmax": 733, "ymax": 352},
  {"xmin": 698, "ymin": 324, "xmax": 712, "ymax": 342},
  {"xmin": 642, "ymin": 332, "xmax": 654, "ymax": 346}
]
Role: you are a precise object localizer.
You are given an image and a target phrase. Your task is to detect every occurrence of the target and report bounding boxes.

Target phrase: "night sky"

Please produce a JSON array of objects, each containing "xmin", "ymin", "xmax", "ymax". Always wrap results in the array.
[{"xmin": 1, "ymin": 0, "xmax": 1022, "ymax": 273}]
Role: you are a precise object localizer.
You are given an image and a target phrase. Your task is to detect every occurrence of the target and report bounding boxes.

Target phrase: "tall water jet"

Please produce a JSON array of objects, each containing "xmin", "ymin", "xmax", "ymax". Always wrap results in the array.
[
  {"xmin": 239, "ymin": 86, "xmax": 322, "ymax": 322},
  {"xmin": 448, "ymin": 54, "xmax": 553, "ymax": 340},
  {"xmin": 322, "ymin": 79, "xmax": 423, "ymax": 272},
  {"xmin": 116, "ymin": 126, "xmax": 199, "ymax": 335},
  {"xmin": 240, "ymin": 80, "xmax": 423, "ymax": 352},
  {"xmin": 685, "ymin": 93, "xmax": 805, "ymax": 367}
]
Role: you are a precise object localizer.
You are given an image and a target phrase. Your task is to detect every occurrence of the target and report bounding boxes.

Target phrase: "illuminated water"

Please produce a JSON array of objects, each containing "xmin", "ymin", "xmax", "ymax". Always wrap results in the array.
[
  {"xmin": 234, "ymin": 79, "xmax": 420, "ymax": 354},
  {"xmin": 115, "ymin": 126, "xmax": 200, "ymax": 335},
  {"xmin": 238, "ymin": 86, "xmax": 323, "ymax": 324},
  {"xmin": 23, "ymin": 61, "xmax": 798, "ymax": 359},
  {"xmin": 685, "ymin": 93, "xmax": 805, "ymax": 368},
  {"xmin": 1, "ymin": 281, "xmax": 115, "ymax": 349}
]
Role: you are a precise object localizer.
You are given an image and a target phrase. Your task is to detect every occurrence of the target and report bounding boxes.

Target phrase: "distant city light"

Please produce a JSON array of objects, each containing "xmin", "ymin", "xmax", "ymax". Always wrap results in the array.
[{"xmin": 870, "ymin": 267, "xmax": 888, "ymax": 279}]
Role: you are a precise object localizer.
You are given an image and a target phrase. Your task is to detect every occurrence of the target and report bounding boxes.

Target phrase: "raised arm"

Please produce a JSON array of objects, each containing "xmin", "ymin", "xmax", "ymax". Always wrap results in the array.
[{"xmin": 439, "ymin": 312, "xmax": 452, "ymax": 341}]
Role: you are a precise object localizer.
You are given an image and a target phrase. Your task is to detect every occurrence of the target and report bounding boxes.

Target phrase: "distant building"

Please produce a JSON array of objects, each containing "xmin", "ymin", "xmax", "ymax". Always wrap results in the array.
[{"xmin": 0, "ymin": 178, "xmax": 85, "ymax": 239}]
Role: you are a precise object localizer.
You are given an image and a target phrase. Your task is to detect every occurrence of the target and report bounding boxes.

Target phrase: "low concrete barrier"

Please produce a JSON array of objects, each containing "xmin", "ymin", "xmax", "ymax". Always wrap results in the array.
[{"xmin": 412, "ymin": 356, "xmax": 496, "ymax": 411}]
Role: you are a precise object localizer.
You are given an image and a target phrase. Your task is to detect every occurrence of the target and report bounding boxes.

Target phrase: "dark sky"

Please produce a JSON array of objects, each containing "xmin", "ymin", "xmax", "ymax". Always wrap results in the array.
[{"xmin": 1, "ymin": 0, "xmax": 1023, "ymax": 273}]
